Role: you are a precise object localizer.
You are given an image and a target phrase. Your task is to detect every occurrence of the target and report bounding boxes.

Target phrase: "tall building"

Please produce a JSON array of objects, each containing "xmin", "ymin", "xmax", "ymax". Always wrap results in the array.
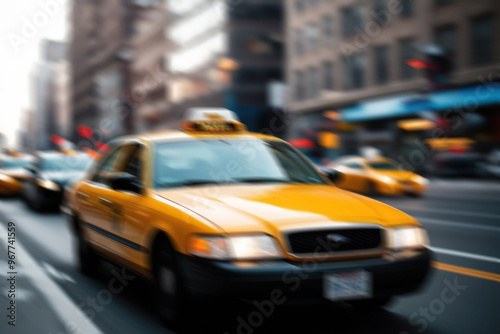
[
  {"xmin": 29, "ymin": 40, "xmax": 68, "ymax": 151},
  {"xmin": 286, "ymin": 0, "xmax": 500, "ymax": 163},
  {"xmin": 165, "ymin": 0, "xmax": 285, "ymax": 134},
  {"xmin": 70, "ymin": 0, "xmax": 167, "ymax": 145}
]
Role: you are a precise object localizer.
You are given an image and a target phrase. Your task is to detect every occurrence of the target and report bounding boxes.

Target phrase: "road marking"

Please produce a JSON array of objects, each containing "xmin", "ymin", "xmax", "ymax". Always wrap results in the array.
[
  {"xmin": 398, "ymin": 206, "xmax": 500, "ymax": 220},
  {"xmin": 0, "ymin": 224, "xmax": 103, "ymax": 334},
  {"xmin": 417, "ymin": 217, "xmax": 500, "ymax": 233},
  {"xmin": 42, "ymin": 262, "xmax": 77, "ymax": 284},
  {"xmin": 433, "ymin": 261, "xmax": 500, "ymax": 283},
  {"xmin": 430, "ymin": 246, "xmax": 500, "ymax": 264}
]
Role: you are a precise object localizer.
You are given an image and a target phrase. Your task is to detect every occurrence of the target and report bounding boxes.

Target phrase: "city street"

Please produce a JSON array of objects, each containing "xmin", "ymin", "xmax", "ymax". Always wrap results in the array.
[{"xmin": 0, "ymin": 179, "xmax": 499, "ymax": 334}]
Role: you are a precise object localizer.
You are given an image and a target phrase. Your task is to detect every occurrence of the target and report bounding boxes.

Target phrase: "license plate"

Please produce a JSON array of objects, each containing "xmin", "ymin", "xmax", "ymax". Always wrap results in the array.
[{"xmin": 323, "ymin": 270, "xmax": 372, "ymax": 301}]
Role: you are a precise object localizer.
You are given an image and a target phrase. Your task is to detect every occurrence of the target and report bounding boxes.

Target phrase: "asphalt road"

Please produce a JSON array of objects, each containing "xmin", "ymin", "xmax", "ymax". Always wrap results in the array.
[{"xmin": 0, "ymin": 179, "xmax": 499, "ymax": 334}]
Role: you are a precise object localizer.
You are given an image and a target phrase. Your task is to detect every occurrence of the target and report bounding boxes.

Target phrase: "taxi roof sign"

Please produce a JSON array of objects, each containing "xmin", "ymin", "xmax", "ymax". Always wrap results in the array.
[
  {"xmin": 181, "ymin": 108, "xmax": 246, "ymax": 133},
  {"xmin": 184, "ymin": 108, "xmax": 240, "ymax": 122}
]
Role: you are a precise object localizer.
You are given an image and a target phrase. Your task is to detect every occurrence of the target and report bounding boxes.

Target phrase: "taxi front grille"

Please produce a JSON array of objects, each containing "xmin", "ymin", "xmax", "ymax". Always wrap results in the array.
[{"xmin": 287, "ymin": 228, "xmax": 382, "ymax": 255}]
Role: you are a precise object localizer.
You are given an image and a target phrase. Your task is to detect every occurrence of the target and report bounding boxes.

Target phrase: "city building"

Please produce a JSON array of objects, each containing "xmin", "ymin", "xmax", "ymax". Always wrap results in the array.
[
  {"xmin": 165, "ymin": 0, "xmax": 285, "ymax": 134},
  {"xmin": 286, "ymin": 0, "xmax": 500, "ymax": 167},
  {"xmin": 28, "ymin": 40, "xmax": 68, "ymax": 151},
  {"xmin": 70, "ymin": 0, "xmax": 167, "ymax": 146}
]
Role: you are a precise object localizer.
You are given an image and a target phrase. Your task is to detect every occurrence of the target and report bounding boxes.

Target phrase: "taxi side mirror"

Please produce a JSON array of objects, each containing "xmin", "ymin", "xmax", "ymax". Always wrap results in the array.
[
  {"xmin": 25, "ymin": 165, "xmax": 37, "ymax": 175},
  {"xmin": 319, "ymin": 167, "xmax": 343, "ymax": 184},
  {"xmin": 111, "ymin": 173, "xmax": 142, "ymax": 194}
]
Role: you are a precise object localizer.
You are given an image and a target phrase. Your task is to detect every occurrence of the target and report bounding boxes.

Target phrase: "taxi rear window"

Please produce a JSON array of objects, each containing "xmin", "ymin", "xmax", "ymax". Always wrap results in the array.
[{"xmin": 153, "ymin": 139, "xmax": 326, "ymax": 189}]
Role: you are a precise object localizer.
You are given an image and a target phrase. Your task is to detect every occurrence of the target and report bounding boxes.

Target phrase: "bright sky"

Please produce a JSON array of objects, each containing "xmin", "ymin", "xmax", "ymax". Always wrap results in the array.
[{"xmin": 0, "ymin": 0, "xmax": 68, "ymax": 148}]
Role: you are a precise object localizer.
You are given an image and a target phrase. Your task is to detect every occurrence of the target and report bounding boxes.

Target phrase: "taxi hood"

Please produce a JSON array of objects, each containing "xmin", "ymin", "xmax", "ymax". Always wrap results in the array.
[
  {"xmin": 154, "ymin": 184, "xmax": 419, "ymax": 234},
  {"xmin": 371, "ymin": 170, "xmax": 418, "ymax": 181}
]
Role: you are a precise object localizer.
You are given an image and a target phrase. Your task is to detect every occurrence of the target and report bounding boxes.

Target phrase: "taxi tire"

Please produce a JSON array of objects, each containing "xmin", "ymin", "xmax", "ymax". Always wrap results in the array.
[
  {"xmin": 366, "ymin": 182, "xmax": 378, "ymax": 196},
  {"xmin": 154, "ymin": 240, "xmax": 189, "ymax": 330},
  {"xmin": 77, "ymin": 231, "xmax": 99, "ymax": 277}
]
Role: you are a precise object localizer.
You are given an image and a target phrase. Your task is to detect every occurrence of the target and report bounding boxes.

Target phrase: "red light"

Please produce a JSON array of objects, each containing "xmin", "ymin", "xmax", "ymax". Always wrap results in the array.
[
  {"xmin": 406, "ymin": 59, "xmax": 429, "ymax": 69},
  {"xmin": 78, "ymin": 125, "xmax": 94, "ymax": 139},
  {"xmin": 51, "ymin": 135, "xmax": 65, "ymax": 147},
  {"xmin": 289, "ymin": 138, "xmax": 315, "ymax": 149},
  {"xmin": 96, "ymin": 142, "xmax": 110, "ymax": 152}
]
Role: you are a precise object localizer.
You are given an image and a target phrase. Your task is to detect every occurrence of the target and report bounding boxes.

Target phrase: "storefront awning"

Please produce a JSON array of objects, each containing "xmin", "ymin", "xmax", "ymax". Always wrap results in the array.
[{"xmin": 341, "ymin": 84, "xmax": 500, "ymax": 122}]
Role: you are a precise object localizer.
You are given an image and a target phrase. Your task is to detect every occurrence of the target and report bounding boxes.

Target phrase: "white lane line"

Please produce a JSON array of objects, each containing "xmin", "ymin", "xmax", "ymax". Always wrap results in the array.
[
  {"xmin": 430, "ymin": 246, "xmax": 500, "ymax": 264},
  {"xmin": 397, "ymin": 206, "xmax": 500, "ymax": 220},
  {"xmin": 416, "ymin": 217, "xmax": 500, "ymax": 233},
  {"xmin": 42, "ymin": 262, "xmax": 77, "ymax": 284},
  {"xmin": 0, "ymin": 224, "xmax": 103, "ymax": 334}
]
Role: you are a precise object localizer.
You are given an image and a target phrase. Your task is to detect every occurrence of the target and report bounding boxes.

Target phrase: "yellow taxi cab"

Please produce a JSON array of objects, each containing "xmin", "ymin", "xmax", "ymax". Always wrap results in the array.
[
  {"xmin": 332, "ymin": 156, "xmax": 429, "ymax": 197},
  {"xmin": 64, "ymin": 108, "xmax": 432, "ymax": 326},
  {"xmin": 0, "ymin": 153, "xmax": 32, "ymax": 196}
]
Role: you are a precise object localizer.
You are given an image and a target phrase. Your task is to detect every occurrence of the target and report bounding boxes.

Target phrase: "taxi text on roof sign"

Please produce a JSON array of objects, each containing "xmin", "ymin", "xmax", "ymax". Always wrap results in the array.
[{"xmin": 181, "ymin": 107, "xmax": 247, "ymax": 133}]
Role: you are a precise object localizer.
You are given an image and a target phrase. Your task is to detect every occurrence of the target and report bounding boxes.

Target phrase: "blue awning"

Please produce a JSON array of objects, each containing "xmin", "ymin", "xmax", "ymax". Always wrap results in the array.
[{"xmin": 340, "ymin": 84, "xmax": 500, "ymax": 122}]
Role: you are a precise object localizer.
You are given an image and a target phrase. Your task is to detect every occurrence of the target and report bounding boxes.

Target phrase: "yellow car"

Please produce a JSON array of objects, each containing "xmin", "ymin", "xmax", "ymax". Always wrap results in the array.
[
  {"xmin": 332, "ymin": 156, "xmax": 429, "ymax": 197},
  {"xmin": 64, "ymin": 109, "xmax": 431, "ymax": 327},
  {"xmin": 0, "ymin": 155, "xmax": 32, "ymax": 196}
]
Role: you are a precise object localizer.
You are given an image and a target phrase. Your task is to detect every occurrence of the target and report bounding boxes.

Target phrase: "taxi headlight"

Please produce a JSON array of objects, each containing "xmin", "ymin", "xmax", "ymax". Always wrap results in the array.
[
  {"xmin": 0, "ymin": 174, "xmax": 15, "ymax": 183},
  {"xmin": 412, "ymin": 175, "xmax": 430, "ymax": 185},
  {"xmin": 389, "ymin": 226, "xmax": 429, "ymax": 250},
  {"xmin": 379, "ymin": 176, "xmax": 396, "ymax": 184},
  {"xmin": 188, "ymin": 234, "xmax": 283, "ymax": 260},
  {"xmin": 37, "ymin": 179, "xmax": 61, "ymax": 191}
]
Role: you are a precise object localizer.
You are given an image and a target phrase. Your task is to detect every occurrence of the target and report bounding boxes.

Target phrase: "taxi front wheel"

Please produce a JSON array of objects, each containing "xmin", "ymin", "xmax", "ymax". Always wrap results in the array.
[
  {"xmin": 77, "ymin": 231, "xmax": 100, "ymax": 276},
  {"xmin": 154, "ymin": 240, "xmax": 189, "ymax": 329}
]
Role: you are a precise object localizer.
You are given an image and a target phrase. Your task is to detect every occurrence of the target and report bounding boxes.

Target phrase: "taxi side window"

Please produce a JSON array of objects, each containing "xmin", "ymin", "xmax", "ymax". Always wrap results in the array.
[
  {"xmin": 122, "ymin": 146, "xmax": 142, "ymax": 180},
  {"xmin": 345, "ymin": 162, "xmax": 364, "ymax": 170},
  {"xmin": 92, "ymin": 148, "xmax": 123, "ymax": 186}
]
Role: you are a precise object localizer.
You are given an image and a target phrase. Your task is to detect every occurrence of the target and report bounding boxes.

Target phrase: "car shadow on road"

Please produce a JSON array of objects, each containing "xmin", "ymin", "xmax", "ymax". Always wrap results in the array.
[{"xmin": 88, "ymin": 261, "xmax": 439, "ymax": 334}]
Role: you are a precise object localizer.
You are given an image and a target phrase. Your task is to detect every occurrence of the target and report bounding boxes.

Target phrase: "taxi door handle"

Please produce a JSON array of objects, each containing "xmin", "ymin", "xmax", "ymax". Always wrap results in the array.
[
  {"xmin": 98, "ymin": 197, "xmax": 113, "ymax": 206},
  {"xmin": 77, "ymin": 191, "xmax": 89, "ymax": 200}
]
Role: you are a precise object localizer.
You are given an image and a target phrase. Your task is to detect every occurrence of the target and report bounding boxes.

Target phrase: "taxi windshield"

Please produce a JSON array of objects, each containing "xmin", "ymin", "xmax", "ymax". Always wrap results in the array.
[
  {"xmin": 40, "ymin": 155, "xmax": 92, "ymax": 172},
  {"xmin": 0, "ymin": 158, "xmax": 31, "ymax": 169},
  {"xmin": 367, "ymin": 162, "xmax": 400, "ymax": 170},
  {"xmin": 153, "ymin": 139, "xmax": 326, "ymax": 189}
]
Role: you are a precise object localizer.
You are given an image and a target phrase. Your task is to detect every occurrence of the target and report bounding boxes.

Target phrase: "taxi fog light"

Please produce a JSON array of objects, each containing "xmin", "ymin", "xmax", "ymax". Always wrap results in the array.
[
  {"xmin": 37, "ymin": 179, "xmax": 61, "ymax": 191},
  {"xmin": 188, "ymin": 235, "xmax": 283, "ymax": 260},
  {"xmin": 390, "ymin": 227, "xmax": 429, "ymax": 251}
]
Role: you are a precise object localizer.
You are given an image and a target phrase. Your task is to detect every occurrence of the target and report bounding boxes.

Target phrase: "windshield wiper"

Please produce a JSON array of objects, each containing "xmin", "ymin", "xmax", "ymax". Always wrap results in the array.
[
  {"xmin": 233, "ymin": 177, "xmax": 293, "ymax": 184},
  {"xmin": 159, "ymin": 180, "xmax": 237, "ymax": 188}
]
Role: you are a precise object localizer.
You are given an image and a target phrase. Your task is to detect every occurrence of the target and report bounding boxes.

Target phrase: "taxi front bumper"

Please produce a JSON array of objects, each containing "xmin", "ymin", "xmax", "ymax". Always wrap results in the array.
[{"xmin": 178, "ymin": 249, "xmax": 432, "ymax": 303}]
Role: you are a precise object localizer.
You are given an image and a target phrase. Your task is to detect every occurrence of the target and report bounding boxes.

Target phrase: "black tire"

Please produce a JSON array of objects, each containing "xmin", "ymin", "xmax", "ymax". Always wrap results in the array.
[
  {"xmin": 350, "ymin": 296, "xmax": 393, "ymax": 311},
  {"xmin": 154, "ymin": 239, "xmax": 189, "ymax": 329},
  {"xmin": 366, "ymin": 181, "xmax": 378, "ymax": 196},
  {"xmin": 77, "ymin": 229, "xmax": 100, "ymax": 276}
]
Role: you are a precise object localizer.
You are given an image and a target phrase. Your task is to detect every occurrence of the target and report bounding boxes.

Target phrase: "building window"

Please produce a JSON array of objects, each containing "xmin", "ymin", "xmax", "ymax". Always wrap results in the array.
[
  {"xmin": 294, "ymin": 29, "xmax": 304, "ymax": 56},
  {"xmin": 342, "ymin": 4, "xmax": 364, "ymax": 38},
  {"xmin": 323, "ymin": 62, "xmax": 334, "ymax": 90},
  {"xmin": 343, "ymin": 53, "xmax": 366, "ymax": 90},
  {"xmin": 399, "ymin": 38, "xmax": 417, "ymax": 79},
  {"xmin": 306, "ymin": 23, "xmax": 320, "ymax": 52},
  {"xmin": 294, "ymin": 0, "xmax": 305, "ymax": 12},
  {"xmin": 434, "ymin": 25, "xmax": 457, "ymax": 58},
  {"xmin": 322, "ymin": 16, "xmax": 335, "ymax": 46},
  {"xmin": 400, "ymin": 0, "xmax": 413, "ymax": 17},
  {"xmin": 373, "ymin": 0, "xmax": 388, "ymax": 15},
  {"xmin": 308, "ymin": 67, "xmax": 321, "ymax": 98},
  {"xmin": 294, "ymin": 71, "xmax": 306, "ymax": 101},
  {"xmin": 470, "ymin": 15, "xmax": 495, "ymax": 65},
  {"xmin": 374, "ymin": 45, "xmax": 390, "ymax": 84}
]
